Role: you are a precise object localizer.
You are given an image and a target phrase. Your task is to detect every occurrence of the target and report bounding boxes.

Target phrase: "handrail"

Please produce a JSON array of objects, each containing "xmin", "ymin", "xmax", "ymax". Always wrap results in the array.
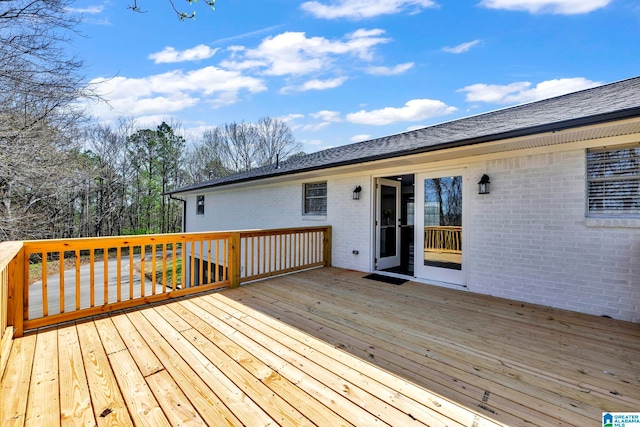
[
  {"xmin": 239, "ymin": 227, "xmax": 331, "ymax": 282},
  {"xmin": 0, "ymin": 241, "xmax": 23, "ymax": 378},
  {"xmin": 2, "ymin": 226, "xmax": 331, "ymax": 338},
  {"xmin": 424, "ymin": 226, "xmax": 462, "ymax": 253}
]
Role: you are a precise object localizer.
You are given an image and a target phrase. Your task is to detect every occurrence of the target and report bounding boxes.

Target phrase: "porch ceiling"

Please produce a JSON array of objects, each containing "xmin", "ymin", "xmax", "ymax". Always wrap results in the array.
[{"xmin": 2, "ymin": 267, "xmax": 639, "ymax": 426}]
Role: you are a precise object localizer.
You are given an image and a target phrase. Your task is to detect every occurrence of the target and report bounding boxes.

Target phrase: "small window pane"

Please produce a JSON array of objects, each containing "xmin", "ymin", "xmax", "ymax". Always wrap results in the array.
[
  {"xmin": 587, "ymin": 144, "xmax": 640, "ymax": 215},
  {"xmin": 196, "ymin": 195, "xmax": 205, "ymax": 215},
  {"xmin": 304, "ymin": 182, "xmax": 327, "ymax": 215}
]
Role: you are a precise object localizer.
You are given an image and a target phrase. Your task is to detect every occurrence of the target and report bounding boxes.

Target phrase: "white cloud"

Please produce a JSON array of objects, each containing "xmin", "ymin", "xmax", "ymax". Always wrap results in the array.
[
  {"xmin": 87, "ymin": 66, "xmax": 266, "ymax": 120},
  {"xmin": 301, "ymin": 0, "xmax": 437, "ymax": 19},
  {"xmin": 66, "ymin": 5, "xmax": 104, "ymax": 14},
  {"xmin": 222, "ymin": 29, "xmax": 390, "ymax": 76},
  {"xmin": 280, "ymin": 113, "xmax": 305, "ymax": 122},
  {"xmin": 479, "ymin": 0, "xmax": 611, "ymax": 14},
  {"xmin": 311, "ymin": 110, "xmax": 342, "ymax": 122},
  {"xmin": 442, "ymin": 40, "xmax": 480, "ymax": 54},
  {"xmin": 301, "ymin": 77, "xmax": 348, "ymax": 91},
  {"xmin": 302, "ymin": 122, "xmax": 332, "ymax": 132},
  {"xmin": 458, "ymin": 77, "xmax": 602, "ymax": 104},
  {"xmin": 348, "ymin": 28, "xmax": 386, "ymax": 38},
  {"xmin": 277, "ymin": 113, "xmax": 306, "ymax": 131},
  {"xmin": 366, "ymin": 62, "xmax": 414, "ymax": 75},
  {"xmin": 350, "ymin": 134, "xmax": 372, "ymax": 142},
  {"xmin": 303, "ymin": 110, "xmax": 343, "ymax": 131},
  {"xmin": 347, "ymin": 99, "xmax": 457, "ymax": 125},
  {"xmin": 148, "ymin": 45, "xmax": 219, "ymax": 64}
]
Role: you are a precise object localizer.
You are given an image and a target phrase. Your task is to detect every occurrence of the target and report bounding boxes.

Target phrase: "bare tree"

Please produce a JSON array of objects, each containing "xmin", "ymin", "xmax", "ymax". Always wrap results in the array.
[
  {"xmin": 217, "ymin": 122, "xmax": 258, "ymax": 172},
  {"xmin": 0, "ymin": 118, "xmax": 89, "ymax": 240},
  {"xmin": 254, "ymin": 117, "xmax": 302, "ymax": 167},
  {"xmin": 198, "ymin": 118, "xmax": 300, "ymax": 175},
  {"xmin": 0, "ymin": 0, "xmax": 88, "ymax": 132},
  {"xmin": 0, "ymin": 0, "xmax": 93, "ymax": 241},
  {"xmin": 183, "ymin": 129, "xmax": 231, "ymax": 184},
  {"xmin": 83, "ymin": 124, "xmax": 130, "ymax": 236}
]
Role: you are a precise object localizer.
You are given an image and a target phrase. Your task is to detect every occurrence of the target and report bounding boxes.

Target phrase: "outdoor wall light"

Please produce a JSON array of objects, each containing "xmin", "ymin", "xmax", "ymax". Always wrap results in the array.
[
  {"xmin": 353, "ymin": 185, "xmax": 362, "ymax": 200},
  {"xmin": 478, "ymin": 174, "xmax": 491, "ymax": 194}
]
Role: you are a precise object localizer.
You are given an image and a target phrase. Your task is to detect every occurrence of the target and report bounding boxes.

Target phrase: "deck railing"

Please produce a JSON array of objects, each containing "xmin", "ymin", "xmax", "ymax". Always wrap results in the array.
[
  {"xmin": 0, "ymin": 226, "xmax": 331, "ymax": 339},
  {"xmin": 424, "ymin": 226, "xmax": 462, "ymax": 253},
  {"xmin": 0, "ymin": 241, "xmax": 22, "ymax": 378}
]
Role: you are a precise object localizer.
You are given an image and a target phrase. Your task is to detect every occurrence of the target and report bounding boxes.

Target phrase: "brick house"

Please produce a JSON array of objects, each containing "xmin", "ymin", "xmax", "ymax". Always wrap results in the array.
[{"xmin": 171, "ymin": 76, "xmax": 640, "ymax": 323}]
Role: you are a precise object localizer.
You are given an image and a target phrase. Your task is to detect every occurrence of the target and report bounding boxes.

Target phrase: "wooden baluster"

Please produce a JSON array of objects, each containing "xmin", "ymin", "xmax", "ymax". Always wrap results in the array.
[
  {"xmin": 129, "ymin": 246, "xmax": 134, "ymax": 301},
  {"xmin": 189, "ymin": 242, "xmax": 195, "ymax": 288},
  {"xmin": 116, "ymin": 247, "xmax": 122, "ymax": 302},
  {"xmin": 253, "ymin": 235, "xmax": 257, "ymax": 276},
  {"xmin": 214, "ymin": 240, "xmax": 220, "ymax": 283},
  {"xmin": 104, "ymin": 248, "xmax": 109, "ymax": 305},
  {"xmin": 171, "ymin": 243, "xmax": 177, "ymax": 290},
  {"xmin": 181, "ymin": 242, "xmax": 186, "ymax": 290},
  {"xmin": 73, "ymin": 249, "xmax": 82, "ymax": 311},
  {"xmin": 151, "ymin": 244, "xmax": 157, "ymax": 295},
  {"xmin": 198, "ymin": 240, "xmax": 204, "ymax": 286},
  {"xmin": 268, "ymin": 235, "xmax": 272, "ymax": 273},
  {"xmin": 89, "ymin": 249, "xmax": 95, "ymax": 308},
  {"xmin": 243, "ymin": 236, "xmax": 248, "ymax": 279},
  {"xmin": 161, "ymin": 243, "xmax": 167, "ymax": 293},
  {"xmin": 207, "ymin": 240, "xmax": 212, "ymax": 285},
  {"xmin": 140, "ymin": 245, "xmax": 146, "ymax": 297},
  {"xmin": 42, "ymin": 254, "xmax": 48, "ymax": 317}
]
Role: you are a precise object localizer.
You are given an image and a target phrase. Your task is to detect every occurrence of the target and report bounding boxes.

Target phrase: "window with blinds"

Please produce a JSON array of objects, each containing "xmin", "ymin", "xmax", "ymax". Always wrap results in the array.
[
  {"xmin": 303, "ymin": 182, "xmax": 327, "ymax": 215},
  {"xmin": 586, "ymin": 143, "xmax": 640, "ymax": 215}
]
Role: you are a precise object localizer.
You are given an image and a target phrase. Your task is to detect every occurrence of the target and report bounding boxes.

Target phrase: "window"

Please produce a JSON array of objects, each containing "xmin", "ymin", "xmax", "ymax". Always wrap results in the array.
[
  {"xmin": 587, "ymin": 143, "xmax": 640, "ymax": 215},
  {"xmin": 303, "ymin": 182, "xmax": 327, "ymax": 215},
  {"xmin": 196, "ymin": 195, "xmax": 205, "ymax": 215}
]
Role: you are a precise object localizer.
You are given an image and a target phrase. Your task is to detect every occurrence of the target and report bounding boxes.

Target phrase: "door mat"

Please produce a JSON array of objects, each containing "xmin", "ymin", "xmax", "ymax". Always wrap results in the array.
[{"xmin": 363, "ymin": 274, "xmax": 408, "ymax": 285}]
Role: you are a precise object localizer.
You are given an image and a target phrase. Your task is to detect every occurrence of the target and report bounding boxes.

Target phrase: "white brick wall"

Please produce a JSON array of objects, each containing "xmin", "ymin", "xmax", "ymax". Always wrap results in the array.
[
  {"xmin": 184, "ymin": 175, "xmax": 373, "ymax": 272},
  {"xmin": 183, "ymin": 147, "xmax": 640, "ymax": 323},
  {"xmin": 467, "ymin": 149, "xmax": 640, "ymax": 322},
  {"xmin": 326, "ymin": 176, "xmax": 372, "ymax": 272}
]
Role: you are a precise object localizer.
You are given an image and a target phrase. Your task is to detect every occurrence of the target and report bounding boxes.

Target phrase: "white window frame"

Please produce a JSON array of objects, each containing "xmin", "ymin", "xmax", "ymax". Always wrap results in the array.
[
  {"xmin": 303, "ymin": 182, "xmax": 327, "ymax": 216},
  {"xmin": 586, "ymin": 143, "xmax": 640, "ymax": 216}
]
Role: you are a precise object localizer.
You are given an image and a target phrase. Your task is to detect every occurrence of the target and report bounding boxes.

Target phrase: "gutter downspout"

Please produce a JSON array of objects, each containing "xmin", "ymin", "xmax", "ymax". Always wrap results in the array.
[{"xmin": 169, "ymin": 194, "xmax": 187, "ymax": 233}]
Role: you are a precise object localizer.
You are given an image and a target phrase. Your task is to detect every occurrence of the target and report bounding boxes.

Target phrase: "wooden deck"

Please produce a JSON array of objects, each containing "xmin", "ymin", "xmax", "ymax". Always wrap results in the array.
[{"xmin": 2, "ymin": 267, "xmax": 639, "ymax": 426}]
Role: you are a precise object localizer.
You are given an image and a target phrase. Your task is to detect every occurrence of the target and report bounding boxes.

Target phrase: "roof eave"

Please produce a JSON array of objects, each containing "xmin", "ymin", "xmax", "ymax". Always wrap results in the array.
[{"xmin": 169, "ymin": 106, "xmax": 640, "ymax": 195}]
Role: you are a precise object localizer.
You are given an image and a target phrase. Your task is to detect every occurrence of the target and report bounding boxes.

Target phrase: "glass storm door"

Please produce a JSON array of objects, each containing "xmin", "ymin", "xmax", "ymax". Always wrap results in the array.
[
  {"xmin": 375, "ymin": 178, "xmax": 401, "ymax": 270},
  {"xmin": 415, "ymin": 171, "xmax": 464, "ymax": 285}
]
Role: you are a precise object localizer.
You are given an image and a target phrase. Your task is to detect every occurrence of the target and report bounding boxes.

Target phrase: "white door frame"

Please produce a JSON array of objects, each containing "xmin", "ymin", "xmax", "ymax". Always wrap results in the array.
[
  {"xmin": 375, "ymin": 178, "xmax": 401, "ymax": 270},
  {"xmin": 414, "ymin": 169, "xmax": 468, "ymax": 286}
]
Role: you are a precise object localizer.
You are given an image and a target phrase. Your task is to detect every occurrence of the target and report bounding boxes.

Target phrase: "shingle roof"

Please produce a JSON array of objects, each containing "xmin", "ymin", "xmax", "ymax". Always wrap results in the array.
[{"xmin": 172, "ymin": 76, "xmax": 640, "ymax": 194}]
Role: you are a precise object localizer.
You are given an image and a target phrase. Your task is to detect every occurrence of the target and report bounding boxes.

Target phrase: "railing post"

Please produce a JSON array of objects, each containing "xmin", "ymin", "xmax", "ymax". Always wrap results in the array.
[
  {"xmin": 8, "ymin": 245, "xmax": 25, "ymax": 338},
  {"xmin": 323, "ymin": 226, "xmax": 332, "ymax": 267},
  {"xmin": 230, "ymin": 232, "xmax": 241, "ymax": 288}
]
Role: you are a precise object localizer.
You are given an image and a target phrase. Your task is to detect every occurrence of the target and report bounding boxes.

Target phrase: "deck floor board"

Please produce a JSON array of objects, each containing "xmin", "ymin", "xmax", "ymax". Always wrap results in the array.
[
  {"xmin": 2, "ymin": 267, "xmax": 639, "ymax": 426},
  {"xmin": 248, "ymin": 273, "xmax": 638, "ymax": 416}
]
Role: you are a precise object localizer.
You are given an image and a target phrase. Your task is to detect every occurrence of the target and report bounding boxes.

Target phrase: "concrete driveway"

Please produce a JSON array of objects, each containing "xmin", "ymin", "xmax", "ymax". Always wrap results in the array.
[{"xmin": 27, "ymin": 252, "xmax": 172, "ymax": 319}]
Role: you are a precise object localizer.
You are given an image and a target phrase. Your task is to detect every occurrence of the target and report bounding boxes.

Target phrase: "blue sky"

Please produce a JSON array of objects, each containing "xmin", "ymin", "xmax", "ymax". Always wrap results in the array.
[{"xmin": 70, "ymin": 0, "xmax": 640, "ymax": 153}]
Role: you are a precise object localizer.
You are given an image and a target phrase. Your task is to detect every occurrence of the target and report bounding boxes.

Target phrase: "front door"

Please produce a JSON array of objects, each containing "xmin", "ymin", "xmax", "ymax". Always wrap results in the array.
[
  {"xmin": 415, "ymin": 171, "xmax": 465, "ymax": 285},
  {"xmin": 375, "ymin": 178, "xmax": 401, "ymax": 270}
]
